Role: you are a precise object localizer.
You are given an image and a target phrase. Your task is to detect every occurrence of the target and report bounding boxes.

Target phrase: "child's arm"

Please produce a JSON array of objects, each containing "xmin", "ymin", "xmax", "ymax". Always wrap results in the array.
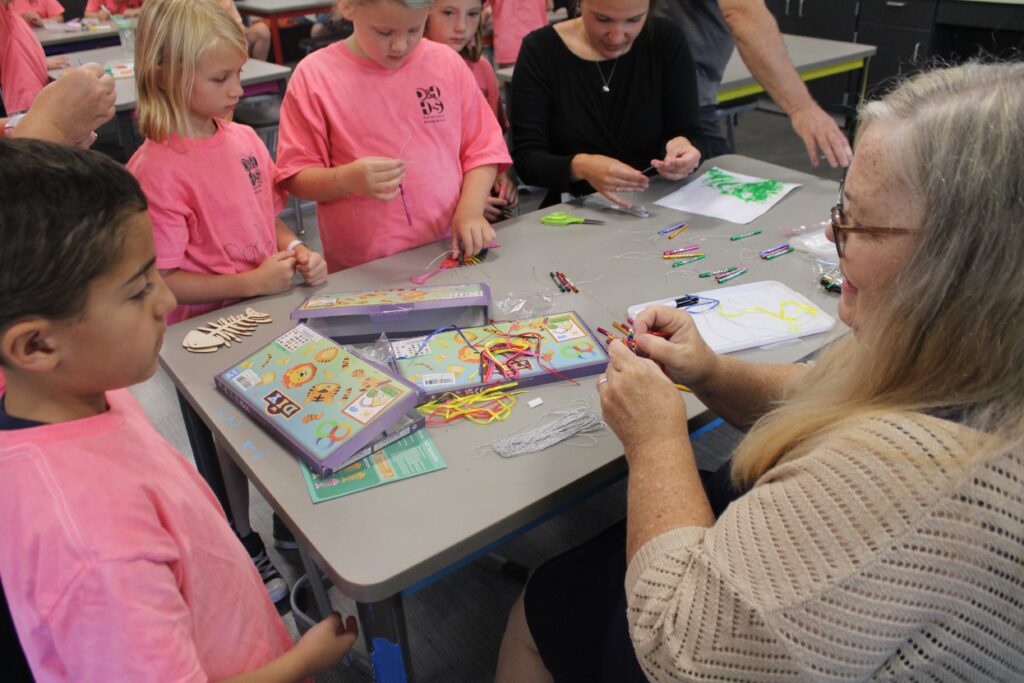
[
  {"xmin": 219, "ymin": 613, "xmax": 358, "ymax": 683},
  {"xmin": 452, "ymin": 165, "xmax": 497, "ymax": 256},
  {"xmin": 284, "ymin": 158, "xmax": 405, "ymax": 203},
  {"xmin": 275, "ymin": 219, "xmax": 327, "ymax": 286},
  {"xmin": 160, "ymin": 251, "xmax": 297, "ymax": 305}
]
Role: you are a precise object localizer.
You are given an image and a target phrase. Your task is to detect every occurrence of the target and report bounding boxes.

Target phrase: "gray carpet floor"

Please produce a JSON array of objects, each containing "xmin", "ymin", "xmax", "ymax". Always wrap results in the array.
[{"xmin": 128, "ymin": 103, "xmax": 846, "ymax": 682}]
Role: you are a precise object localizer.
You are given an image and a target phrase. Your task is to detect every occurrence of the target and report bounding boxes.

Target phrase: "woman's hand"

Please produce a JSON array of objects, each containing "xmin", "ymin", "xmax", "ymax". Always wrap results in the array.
[
  {"xmin": 570, "ymin": 153, "xmax": 649, "ymax": 208},
  {"xmin": 598, "ymin": 340, "xmax": 688, "ymax": 462},
  {"xmin": 651, "ymin": 136, "xmax": 701, "ymax": 181},
  {"xmin": 631, "ymin": 305, "xmax": 720, "ymax": 390}
]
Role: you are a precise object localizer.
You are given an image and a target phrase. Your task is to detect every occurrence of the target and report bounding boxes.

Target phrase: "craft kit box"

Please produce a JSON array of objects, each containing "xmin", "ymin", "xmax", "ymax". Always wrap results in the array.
[
  {"xmin": 292, "ymin": 283, "xmax": 491, "ymax": 343},
  {"xmin": 216, "ymin": 324, "xmax": 424, "ymax": 477},
  {"xmin": 390, "ymin": 311, "xmax": 609, "ymax": 400}
]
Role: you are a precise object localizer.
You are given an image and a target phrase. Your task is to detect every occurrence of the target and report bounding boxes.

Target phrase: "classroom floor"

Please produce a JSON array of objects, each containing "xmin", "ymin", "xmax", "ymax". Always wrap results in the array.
[{"xmin": 129, "ymin": 105, "xmax": 846, "ymax": 682}]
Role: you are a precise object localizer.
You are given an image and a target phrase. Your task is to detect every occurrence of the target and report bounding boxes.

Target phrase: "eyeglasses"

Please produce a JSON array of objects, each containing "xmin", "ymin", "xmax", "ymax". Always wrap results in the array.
[{"xmin": 829, "ymin": 176, "xmax": 916, "ymax": 258}]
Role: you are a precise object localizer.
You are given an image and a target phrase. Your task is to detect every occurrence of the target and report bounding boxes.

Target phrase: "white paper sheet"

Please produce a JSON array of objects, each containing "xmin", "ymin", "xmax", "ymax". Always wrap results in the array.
[{"xmin": 655, "ymin": 167, "xmax": 800, "ymax": 224}]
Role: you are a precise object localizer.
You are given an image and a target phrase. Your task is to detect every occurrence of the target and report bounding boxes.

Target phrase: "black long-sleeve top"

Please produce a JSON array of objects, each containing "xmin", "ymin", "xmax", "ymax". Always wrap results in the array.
[{"xmin": 510, "ymin": 17, "xmax": 706, "ymax": 207}]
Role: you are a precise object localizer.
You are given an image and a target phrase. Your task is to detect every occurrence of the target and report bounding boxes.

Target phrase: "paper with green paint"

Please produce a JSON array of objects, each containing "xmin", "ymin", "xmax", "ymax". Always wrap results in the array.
[
  {"xmin": 300, "ymin": 430, "xmax": 446, "ymax": 503},
  {"xmin": 655, "ymin": 167, "xmax": 800, "ymax": 224}
]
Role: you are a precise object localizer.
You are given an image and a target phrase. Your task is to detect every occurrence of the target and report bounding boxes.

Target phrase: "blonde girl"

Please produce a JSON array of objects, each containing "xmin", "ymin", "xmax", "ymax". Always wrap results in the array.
[
  {"xmin": 277, "ymin": 0, "xmax": 511, "ymax": 272},
  {"xmin": 128, "ymin": 0, "xmax": 327, "ymax": 604},
  {"xmin": 426, "ymin": 0, "xmax": 518, "ymax": 221}
]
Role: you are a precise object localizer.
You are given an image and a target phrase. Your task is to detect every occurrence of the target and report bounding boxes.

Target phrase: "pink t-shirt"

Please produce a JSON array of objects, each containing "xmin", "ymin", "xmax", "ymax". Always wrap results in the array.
[
  {"xmin": 11, "ymin": 0, "xmax": 65, "ymax": 19},
  {"xmin": 0, "ymin": 390, "xmax": 294, "ymax": 681},
  {"xmin": 276, "ymin": 39, "xmax": 510, "ymax": 273},
  {"xmin": 466, "ymin": 56, "xmax": 507, "ymax": 131},
  {"xmin": 84, "ymin": 0, "xmax": 141, "ymax": 13},
  {"xmin": 490, "ymin": 0, "xmax": 547, "ymax": 65},
  {"xmin": 127, "ymin": 120, "xmax": 286, "ymax": 325},
  {"xmin": 0, "ymin": 3, "xmax": 48, "ymax": 113}
]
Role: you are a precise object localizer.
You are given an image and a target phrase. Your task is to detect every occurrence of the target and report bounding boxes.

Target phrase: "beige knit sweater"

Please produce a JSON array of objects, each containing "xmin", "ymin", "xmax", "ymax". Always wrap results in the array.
[{"xmin": 625, "ymin": 413, "xmax": 1024, "ymax": 681}]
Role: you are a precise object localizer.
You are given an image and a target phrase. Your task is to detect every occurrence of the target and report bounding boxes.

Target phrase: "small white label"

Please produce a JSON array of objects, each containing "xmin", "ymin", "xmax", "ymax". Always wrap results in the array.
[
  {"xmin": 392, "ymin": 337, "xmax": 431, "ymax": 358},
  {"xmin": 528, "ymin": 397, "xmax": 544, "ymax": 408},
  {"xmin": 232, "ymin": 369, "xmax": 260, "ymax": 391},
  {"xmin": 421, "ymin": 373, "xmax": 456, "ymax": 387}
]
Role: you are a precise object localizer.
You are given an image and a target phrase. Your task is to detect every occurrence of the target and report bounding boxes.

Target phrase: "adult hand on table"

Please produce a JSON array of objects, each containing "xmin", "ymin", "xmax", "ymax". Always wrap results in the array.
[
  {"xmin": 651, "ymin": 136, "xmax": 701, "ymax": 181},
  {"xmin": 14, "ymin": 63, "xmax": 115, "ymax": 148},
  {"xmin": 790, "ymin": 102, "xmax": 852, "ymax": 168},
  {"xmin": 597, "ymin": 340, "xmax": 689, "ymax": 462},
  {"xmin": 570, "ymin": 153, "xmax": 649, "ymax": 208},
  {"xmin": 631, "ymin": 305, "xmax": 721, "ymax": 390}
]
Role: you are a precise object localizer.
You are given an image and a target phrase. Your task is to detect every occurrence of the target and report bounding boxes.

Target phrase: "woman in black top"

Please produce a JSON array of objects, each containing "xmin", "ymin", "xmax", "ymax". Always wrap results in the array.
[{"xmin": 511, "ymin": 0, "xmax": 706, "ymax": 208}]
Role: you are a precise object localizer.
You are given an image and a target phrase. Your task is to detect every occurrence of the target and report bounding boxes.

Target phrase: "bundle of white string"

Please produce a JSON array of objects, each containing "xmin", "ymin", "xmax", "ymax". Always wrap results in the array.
[{"xmin": 477, "ymin": 399, "xmax": 607, "ymax": 459}]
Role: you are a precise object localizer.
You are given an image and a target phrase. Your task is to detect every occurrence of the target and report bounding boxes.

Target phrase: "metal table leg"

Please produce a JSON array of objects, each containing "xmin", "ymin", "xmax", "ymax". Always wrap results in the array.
[
  {"xmin": 175, "ymin": 390, "xmax": 232, "ymax": 523},
  {"xmin": 357, "ymin": 595, "xmax": 415, "ymax": 683}
]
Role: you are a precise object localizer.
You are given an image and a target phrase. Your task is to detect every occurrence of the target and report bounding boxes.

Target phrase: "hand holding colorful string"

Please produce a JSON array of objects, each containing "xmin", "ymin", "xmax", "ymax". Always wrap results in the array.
[
  {"xmin": 597, "ymin": 341, "xmax": 688, "ymax": 461},
  {"xmin": 630, "ymin": 306, "xmax": 720, "ymax": 390}
]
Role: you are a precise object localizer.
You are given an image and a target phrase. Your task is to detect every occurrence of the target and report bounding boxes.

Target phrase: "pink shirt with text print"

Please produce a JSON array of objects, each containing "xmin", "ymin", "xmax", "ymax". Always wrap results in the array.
[
  {"xmin": 127, "ymin": 120, "xmax": 287, "ymax": 325},
  {"xmin": 276, "ymin": 39, "xmax": 510, "ymax": 273}
]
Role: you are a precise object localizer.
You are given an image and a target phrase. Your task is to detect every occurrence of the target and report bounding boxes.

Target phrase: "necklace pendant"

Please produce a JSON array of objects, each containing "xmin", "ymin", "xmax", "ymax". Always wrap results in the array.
[{"xmin": 602, "ymin": 85, "xmax": 610, "ymax": 93}]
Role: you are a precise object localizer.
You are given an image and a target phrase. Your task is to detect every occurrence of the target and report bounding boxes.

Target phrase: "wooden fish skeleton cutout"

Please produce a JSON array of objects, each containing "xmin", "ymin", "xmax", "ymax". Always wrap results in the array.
[{"xmin": 182, "ymin": 308, "xmax": 273, "ymax": 353}]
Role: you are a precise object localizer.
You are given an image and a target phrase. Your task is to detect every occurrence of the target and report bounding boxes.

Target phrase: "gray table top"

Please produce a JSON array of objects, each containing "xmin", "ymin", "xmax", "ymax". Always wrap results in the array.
[
  {"xmin": 496, "ymin": 33, "xmax": 877, "ymax": 86},
  {"xmin": 47, "ymin": 46, "xmax": 292, "ymax": 112},
  {"xmin": 35, "ymin": 22, "xmax": 119, "ymax": 47},
  {"xmin": 159, "ymin": 154, "xmax": 847, "ymax": 603}
]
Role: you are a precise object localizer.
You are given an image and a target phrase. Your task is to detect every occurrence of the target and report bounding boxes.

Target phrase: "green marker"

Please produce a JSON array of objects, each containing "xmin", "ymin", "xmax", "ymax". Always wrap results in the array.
[
  {"xmin": 730, "ymin": 229, "xmax": 762, "ymax": 241},
  {"xmin": 672, "ymin": 254, "xmax": 706, "ymax": 267},
  {"xmin": 716, "ymin": 267, "xmax": 748, "ymax": 283},
  {"xmin": 763, "ymin": 247, "xmax": 795, "ymax": 260},
  {"xmin": 549, "ymin": 272, "xmax": 565, "ymax": 292},
  {"xmin": 699, "ymin": 267, "xmax": 738, "ymax": 278}
]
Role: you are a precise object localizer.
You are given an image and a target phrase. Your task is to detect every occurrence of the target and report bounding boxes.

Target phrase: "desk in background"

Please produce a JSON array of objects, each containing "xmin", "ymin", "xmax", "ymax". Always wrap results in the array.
[
  {"xmin": 35, "ymin": 23, "xmax": 120, "ymax": 55},
  {"xmin": 47, "ymin": 46, "xmax": 291, "ymax": 157},
  {"xmin": 234, "ymin": 0, "xmax": 334, "ymax": 64},
  {"xmin": 160, "ymin": 155, "xmax": 846, "ymax": 682}
]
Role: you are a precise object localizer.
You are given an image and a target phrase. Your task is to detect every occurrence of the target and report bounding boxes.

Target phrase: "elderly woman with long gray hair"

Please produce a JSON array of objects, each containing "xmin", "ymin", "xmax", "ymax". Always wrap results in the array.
[{"xmin": 496, "ymin": 61, "xmax": 1024, "ymax": 682}]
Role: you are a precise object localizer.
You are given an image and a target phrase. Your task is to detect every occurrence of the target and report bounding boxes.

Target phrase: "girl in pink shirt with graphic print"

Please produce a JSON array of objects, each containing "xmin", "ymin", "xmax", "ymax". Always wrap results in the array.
[
  {"xmin": 128, "ymin": 0, "xmax": 327, "ymax": 603},
  {"xmin": 0, "ymin": 137, "xmax": 356, "ymax": 682},
  {"xmin": 277, "ymin": 0, "xmax": 511, "ymax": 273},
  {"xmin": 425, "ymin": 0, "xmax": 517, "ymax": 222}
]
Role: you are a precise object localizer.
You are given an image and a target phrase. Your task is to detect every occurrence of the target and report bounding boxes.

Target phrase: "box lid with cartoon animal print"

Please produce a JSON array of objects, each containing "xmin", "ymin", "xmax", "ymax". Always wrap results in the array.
[{"xmin": 216, "ymin": 324, "xmax": 424, "ymax": 477}]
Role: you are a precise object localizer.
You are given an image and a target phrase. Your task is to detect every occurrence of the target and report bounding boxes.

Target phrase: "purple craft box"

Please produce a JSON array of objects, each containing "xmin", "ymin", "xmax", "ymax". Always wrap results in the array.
[{"xmin": 292, "ymin": 283, "xmax": 491, "ymax": 344}]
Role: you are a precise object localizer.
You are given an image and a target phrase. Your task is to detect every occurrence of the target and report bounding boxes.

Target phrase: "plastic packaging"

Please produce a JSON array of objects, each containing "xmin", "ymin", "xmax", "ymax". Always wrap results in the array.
[{"xmin": 493, "ymin": 290, "xmax": 556, "ymax": 320}]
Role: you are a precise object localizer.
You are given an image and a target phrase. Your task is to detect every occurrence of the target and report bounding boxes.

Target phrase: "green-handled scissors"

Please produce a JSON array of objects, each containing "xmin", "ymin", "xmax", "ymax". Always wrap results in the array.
[{"xmin": 540, "ymin": 211, "xmax": 606, "ymax": 226}]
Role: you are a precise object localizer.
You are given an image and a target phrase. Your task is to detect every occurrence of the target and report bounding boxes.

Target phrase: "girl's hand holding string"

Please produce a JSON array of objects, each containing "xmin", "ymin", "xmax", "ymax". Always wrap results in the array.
[
  {"xmin": 294, "ymin": 245, "xmax": 327, "ymax": 287},
  {"xmin": 631, "ymin": 305, "xmax": 720, "ymax": 390},
  {"xmin": 338, "ymin": 156, "xmax": 405, "ymax": 201},
  {"xmin": 570, "ymin": 153, "xmax": 649, "ymax": 208},
  {"xmin": 651, "ymin": 136, "xmax": 701, "ymax": 181},
  {"xmin": 483, "ymin": 172, "xmax": 518, "ymax": 222},
  {"xmin": 452, "ymin": 209, "xmax": 495, "ymax": 258},
  {"xmin": 247, "ymin": 250, "xmax": 297, "ymax": 296}
]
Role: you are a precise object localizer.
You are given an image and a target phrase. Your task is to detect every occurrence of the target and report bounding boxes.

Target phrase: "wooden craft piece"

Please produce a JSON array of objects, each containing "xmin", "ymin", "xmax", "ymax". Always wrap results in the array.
[{"xmin": 182, "ymin": 307, "xmax": 273, "ymax": 353}]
